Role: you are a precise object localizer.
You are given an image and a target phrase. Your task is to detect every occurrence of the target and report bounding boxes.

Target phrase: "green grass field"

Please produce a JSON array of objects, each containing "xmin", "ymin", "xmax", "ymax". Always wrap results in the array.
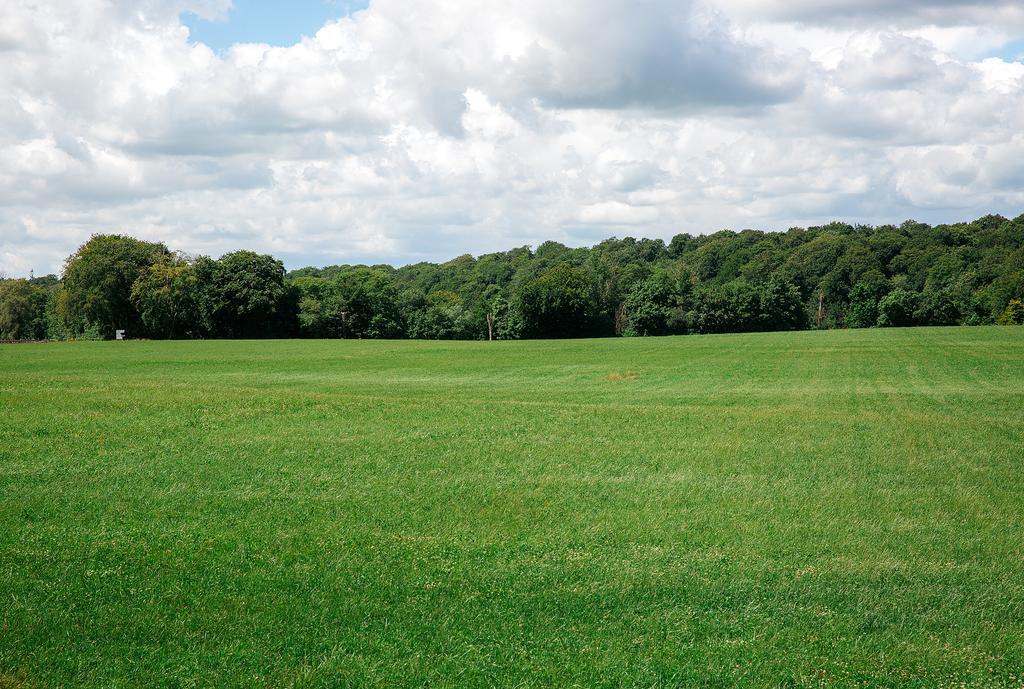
[{"xmin": 2, "ymin": 328, "xmax": 1023, "ymax": 688}]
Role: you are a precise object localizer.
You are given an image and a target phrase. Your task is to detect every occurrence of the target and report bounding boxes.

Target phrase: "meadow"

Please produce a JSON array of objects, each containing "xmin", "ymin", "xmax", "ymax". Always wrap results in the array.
[{"xmin": 1, "ymin": 327, "xmax": 1023, "ymax": 688}]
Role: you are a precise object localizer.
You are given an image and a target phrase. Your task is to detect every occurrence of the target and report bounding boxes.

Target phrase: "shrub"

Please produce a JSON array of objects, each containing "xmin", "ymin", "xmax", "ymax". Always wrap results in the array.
[
  {"xmin": 997, "ymin": 298, "xmax": 1024, "ymax": 325},
  {"xmin": 877, "ymin": 289, "xmax": 921, "ymax": 327}
]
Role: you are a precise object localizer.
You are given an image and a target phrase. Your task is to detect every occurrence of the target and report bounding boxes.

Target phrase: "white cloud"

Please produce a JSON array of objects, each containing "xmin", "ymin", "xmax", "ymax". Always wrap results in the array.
[
  {"xmin": 578, "ymin": 201, "xmax": 660, "ymax": 225},
  {"xmin": 714, "ymin": 0, "xmax": 1024, "ymax": 30},
  {"xmin": 0, "ymin": 0, "xmax": 1022, "ymax": 275}
]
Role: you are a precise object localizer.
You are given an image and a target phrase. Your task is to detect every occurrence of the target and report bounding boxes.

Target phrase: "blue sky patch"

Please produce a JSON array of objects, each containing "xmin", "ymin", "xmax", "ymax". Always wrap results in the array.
[
  {"xmin": 181, "ymin": 0, "xmax": 369, "ymax": 52},
  {"xmin": 988, "ymin": 38, "xmax": 1024, "ymax": 62}
]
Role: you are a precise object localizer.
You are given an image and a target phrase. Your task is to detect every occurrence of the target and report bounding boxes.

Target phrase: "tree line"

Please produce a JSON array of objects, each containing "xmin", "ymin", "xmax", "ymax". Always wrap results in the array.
[{"xmin": 2, "ymin": 213, "xmax": 1023, "ymax": 341}]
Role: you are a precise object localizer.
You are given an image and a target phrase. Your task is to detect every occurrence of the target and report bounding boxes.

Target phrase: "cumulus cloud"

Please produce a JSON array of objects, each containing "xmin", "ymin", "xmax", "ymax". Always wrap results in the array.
[
  {"xmin": 716, "ymin": 0, "xmax": 1024, "ymax": 29},
  {"xmin": 0, "ymin": 0, "xmax": 1022, "ymax": 276}
]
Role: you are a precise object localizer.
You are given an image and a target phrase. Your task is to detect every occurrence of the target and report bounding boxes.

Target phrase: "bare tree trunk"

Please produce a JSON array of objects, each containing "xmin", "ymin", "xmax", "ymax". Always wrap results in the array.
[
  {"xmin": 486, "ymin": 312, "xmax": 495, "ymax": 341},
  {"xmin": 614, "ymin": 303, "xmax": 628, "ymax": 336},
  {"xmin": 816, "ymin": 290, "xmax": 825, "ymax": 328}
]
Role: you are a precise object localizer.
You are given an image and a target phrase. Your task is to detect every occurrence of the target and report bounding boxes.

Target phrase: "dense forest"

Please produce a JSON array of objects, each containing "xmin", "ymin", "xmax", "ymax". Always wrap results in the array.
[{"xmin": 2, "ymin": 213, "xmax": 1024, "ymax": 341}]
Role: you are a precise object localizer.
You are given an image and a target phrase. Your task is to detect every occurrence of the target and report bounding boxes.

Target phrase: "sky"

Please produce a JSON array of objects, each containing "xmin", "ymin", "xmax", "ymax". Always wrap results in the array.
[
  {"xmin": 180, "ymin": 1, "xmax": 369, "ymax": 53},
  {"xmin": 2, "ymin": 1, "xmax": 1023, "ymax": 276}
]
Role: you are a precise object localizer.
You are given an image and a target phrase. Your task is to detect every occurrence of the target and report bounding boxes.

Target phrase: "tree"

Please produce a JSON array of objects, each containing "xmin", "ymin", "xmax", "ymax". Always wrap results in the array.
[
  {"xmin": 0, "ymin": 279, "xmax": 46, "ymax": 340},
  {"xmin": 408, "ymin": 291, "xmax": 473, "ymax": 339},
  {"xmin": 515, "ymin": 264, "xmax": 596, "ymax": 338},
  {"xmin": 205, "ymin": 251, "xmax": 292, "ymax": 338},
  {"xmin": 60, "ymin": 234, "xmax": 170, "ymax": 338},
  {"xmin": 689, "ymin": 282, "xmax": 759, "ymax": 334},
  {"xmin": 482, "ymin": 287, "xmax": 522, "ymax": 340},
  {"xmin": 292, "ymin": 276, "xmax": 335, "ymax": 337},
  {"xmin": 333, "ymin": 268, "xmax": 405, "ymax": 339},
  {"xmin": 756, "ymin": 278, "xmax": 807, "ymax": 331},
  {"xmin": 130, "ymin": 257, "xmax": 203, "ymax": 338},
  {"xmin": 997, "ymin": 299, "xmax": 1024, "ymax": 325},
  {"xmin": 623, "ymin": 272, "xmax": 680, "ymax": 337},
  {"xmin": 876, "ymin": 288, "xmax": 921, "ymax": 327},
  {"xmin": 16, "ymin": 211, "xmax": 1024, "ymax": 342},
  {"xmin": 846, "ymin": 281, "xmax": 885, "ymax": 328},
  {"xmin": 914, "ymin": 289, "xmax": 961, "ymax": 326}
]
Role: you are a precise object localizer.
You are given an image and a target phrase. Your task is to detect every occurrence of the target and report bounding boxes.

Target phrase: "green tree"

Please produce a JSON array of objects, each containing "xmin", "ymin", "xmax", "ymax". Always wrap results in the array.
[
  {"xmin": 334, "ymin": 268, "xmax": 405, "ymax": 339},
  {"xmin": 205, "ymin": 251, "xmax": 292, "ymax": 338},
  {"xmin": 35, "ymin": 211, "xmax": 1024, "ymax": 341},
  {"xmin": 877, "ymin": 289, "xmax": 921, "ymax": 327},
  {"xmin": 689, "ymin": 281, "xmax": 759, "ymax": 334},
  {"xmin": 483, "ymin": 287, "xmax": 522, "ymax": 340},
  {"xmin": 914, "ymin": 289, "xmax": 961, "ymax": 326},
  {"xmin": 0, "ymin": 279, "xmax": 47, "ymax": 340},
  {"xmin": 623, "ymin": 272, "xmax": 680, "ymax": 337},
  {"xmin": 292, "ymin": 276, "xmax": 335, "ymax": 338},
  {"xmin": 756, "ymin": 278, "xmax": 807, "ymax": 331},
  {"xmin": 846, "ymin": 281, "xmax": 885, "ymax": 328},
  {"xmin": 409, "ymin": 290, "xmax": 473, "ymax": 340},
  {"xmin": 515, "ymin": 264, "xmax": 597, "ymax": 338},
  {"xmin": 130, "ymin": 258, "xmax": 203, "ymax": 338},
  {"xmin": 60, "ymin": 234, "xmax": 170, "ymax": 338},
  {"xmin": 997, "ymin": 299, "xmax": 1024, "ymax": 325}
]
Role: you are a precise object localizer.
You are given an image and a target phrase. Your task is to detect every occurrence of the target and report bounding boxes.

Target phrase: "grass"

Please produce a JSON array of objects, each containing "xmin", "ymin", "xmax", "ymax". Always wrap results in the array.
[{"xmin": 1, "ymin": 327, "xmax": 1023, "ymax": 688}]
